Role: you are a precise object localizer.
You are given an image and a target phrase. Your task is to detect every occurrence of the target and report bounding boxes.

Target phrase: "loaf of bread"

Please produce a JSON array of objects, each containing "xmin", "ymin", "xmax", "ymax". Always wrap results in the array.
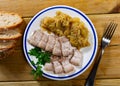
[{"xmin": 0, "ymin": 11, "xmax": 23, "ymax": 59}]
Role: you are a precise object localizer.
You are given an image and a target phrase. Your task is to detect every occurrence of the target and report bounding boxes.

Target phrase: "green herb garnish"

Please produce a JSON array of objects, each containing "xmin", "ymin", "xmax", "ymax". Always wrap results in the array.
[
  {"xmin": 28, "ymin": 47, "xmax": 51, "ymax": 79},
  {"xmin": 30, "ymin": 65, "xmax": 43, "ymax": 80}
]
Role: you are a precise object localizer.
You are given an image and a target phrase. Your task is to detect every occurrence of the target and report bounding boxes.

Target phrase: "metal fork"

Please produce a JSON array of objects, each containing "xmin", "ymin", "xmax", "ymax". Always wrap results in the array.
[{"xmin": 85, "ymin": 22, "xmax": 118, "ymax": 86}]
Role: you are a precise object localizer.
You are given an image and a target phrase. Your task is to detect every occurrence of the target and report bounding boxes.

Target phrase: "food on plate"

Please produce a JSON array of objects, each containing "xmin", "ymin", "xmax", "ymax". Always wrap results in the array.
[
  {"xmin": 59, "ymin": 36, "xmax": 74, "ymax": 57},
  {"xmin": 28, "ymin": 11, "xmax": 91, "ymax": 77},
  {"xmin": 70, "ymin": 49, "xmax": 83, "ymax": 66},
  {"xmin": 41, "ymin": 11, "xmax": 90, "ymax": 49},
  {"xmin": 52, "ymin": 60, "xmax": 64, "ymax": 74},
  {"xmin": 60, "ymin": 57, "xmax": 74, "ymax": 73},
  {"xmin": 28, "ymin": 47, "xmax": 51, "ymax": 65},
  {"xmin": 28, "ymin": 29, "xmax": 43, "ymax": 46},
  {"xmin": 44, "ymin": 62, "xmax": 53, "ymax": 71},
  {"xmin": 28, "ymin": 29, "xmax": 83, "ymax": 75},
  {"xmin": 45, "ymin": 35, "xmax": 56, "ymax": 52},
  {"xmin": 52, "ymin": 38, "xmax": 62, "ymax": 56},
  {"xmin": 28, "ymin": 30, "xmax": 74, "ymax": 57},
  {"xmin": 28, "ymin": 47, "xmax": 51, "ymax": 79},
  {"xmin": 38, "ymin": 33, "xmax": 48, "ymax": 50},
  {"xmin": 0, "ymin": 11, "xmax": 23, "ymax": 59},
  {"xmin": 44, "ymin": 55, "xmax": 74, "ymax": 74}
]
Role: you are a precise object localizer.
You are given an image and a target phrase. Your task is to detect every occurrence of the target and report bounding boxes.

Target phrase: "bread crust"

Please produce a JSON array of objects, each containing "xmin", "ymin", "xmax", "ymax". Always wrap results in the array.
[
  {"xmin": 0, "ymin": 40, "xmax": 16, "ymax": 50},
  {"xmin": 0, "ymin": 34, "xmax": 22, "ymax": 40},
  {"xmin": 0, "ymin": 29, "xmax": 22, "ymax": 40},
  {"xmin": 0, "ymin": 11, "xmax": 23, "ymax": 30},
  {"xmin": 0, "ymin": 47, "xmax": 15, "ymax": 60}
]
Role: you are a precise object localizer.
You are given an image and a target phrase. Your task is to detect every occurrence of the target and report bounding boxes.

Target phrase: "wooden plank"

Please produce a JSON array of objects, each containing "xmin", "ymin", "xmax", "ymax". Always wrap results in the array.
[
  {"xmin": 0, "ymin": 0, "xmax": 118, "ymax": 17},
  {"xmin": 0, "ymin": 45, "xmax": 120, "ymax": 81},
  {"xmin": 0, "ymin": 80, "xmax": 85, "ymax": 86},
  {"xmin": 95, "ymin": 79, "xmax": 120, "ymax": 86},
  {"xmin": 0, "ymin": 79, "xmax": 120, "ymax": 86}
]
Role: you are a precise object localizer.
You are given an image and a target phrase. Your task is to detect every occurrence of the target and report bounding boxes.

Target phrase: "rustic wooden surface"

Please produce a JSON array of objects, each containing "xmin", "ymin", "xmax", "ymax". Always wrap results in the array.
[{"xmin": 0, "ymin": 0, "xmax": 120, "ymax": 86}]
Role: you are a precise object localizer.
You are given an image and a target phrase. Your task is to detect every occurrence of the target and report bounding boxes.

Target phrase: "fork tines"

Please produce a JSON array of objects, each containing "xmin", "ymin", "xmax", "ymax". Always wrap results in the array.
[{"xmin": 103, "ymin": 22, "xmax": 118, "ymax": 39}]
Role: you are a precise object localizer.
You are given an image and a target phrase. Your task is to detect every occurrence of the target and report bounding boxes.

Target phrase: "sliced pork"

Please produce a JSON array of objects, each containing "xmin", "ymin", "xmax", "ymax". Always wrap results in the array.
[
  {"xmin": 70, "ymin": 49, "xmax": 83, "ymax": 66},
  {"xmin": 52, "ymin": 38, "xmax": 62, "ymax": 56},
  {"xmin": 50, "ymin": 55, "xmax": 59, "ymax": 61},
  {"xmin": 28, "ymin": 29, "xmax": 84, "ymax": 75},
  {"xmin": 28, "ymin": 29, "xmax": 43, "ymax": 46},
  {"xmin": 59, "ymin": 36, "xmax": 74, "ymax": 56},
  {"xmin": 38, "ymin": 33, "xmax": 48, "ymax": 50},
  {"xmin": 45, "ymin": 35, "xmax": 56, "ymax": 52},
  {"xmin": 53, "ymin": 60, "xmax": 63, "ymax": 74},
  {"xmin": 60, "ymin": 57, "xmax": 74, "ymax": 73},
  {"xmin": 44, "ymin": 62, "xmax": 53, "ymax": 71}
]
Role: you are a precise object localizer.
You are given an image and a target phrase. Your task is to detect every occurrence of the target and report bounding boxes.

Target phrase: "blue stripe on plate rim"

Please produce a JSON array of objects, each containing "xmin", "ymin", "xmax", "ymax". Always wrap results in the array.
[{"xmin": 23, "ymin": 5, "xmax": 98, "ymax": 80}]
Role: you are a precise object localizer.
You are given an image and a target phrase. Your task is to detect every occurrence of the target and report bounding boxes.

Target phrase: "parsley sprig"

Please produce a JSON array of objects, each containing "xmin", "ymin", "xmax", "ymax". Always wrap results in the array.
[{"xmin": 28, "ymin": 47, "xmax": 51, "ymax": 79}]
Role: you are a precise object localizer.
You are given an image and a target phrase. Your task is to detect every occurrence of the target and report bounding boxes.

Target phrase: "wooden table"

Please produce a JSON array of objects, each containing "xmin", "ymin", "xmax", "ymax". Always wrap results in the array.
[{"xmin": 0, "ymin": 0, "xmax": 120, "ymax": 86}]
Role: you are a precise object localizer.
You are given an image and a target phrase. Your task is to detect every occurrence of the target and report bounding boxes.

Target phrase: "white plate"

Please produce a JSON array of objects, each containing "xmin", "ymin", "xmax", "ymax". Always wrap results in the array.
[{"xmin": 23, "ymin": 5, "xmax": 98, "ymax": 80}]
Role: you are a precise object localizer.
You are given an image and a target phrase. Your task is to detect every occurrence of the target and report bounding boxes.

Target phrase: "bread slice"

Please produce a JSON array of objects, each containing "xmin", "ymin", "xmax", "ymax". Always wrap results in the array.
[
  {"xmin": 0, "ymin": 11, "xmax": 23, "ymax": 31},
  {"xmin": 0, "ymin": 47, "xmax": 14, "ymax": 60},
  {"xmin": 0, "ymin": 40, "xmax": 16, "ymax": 50},
  {"xmin": 0, "ymin": 29, "xmax": 22, "ymax": 40}
]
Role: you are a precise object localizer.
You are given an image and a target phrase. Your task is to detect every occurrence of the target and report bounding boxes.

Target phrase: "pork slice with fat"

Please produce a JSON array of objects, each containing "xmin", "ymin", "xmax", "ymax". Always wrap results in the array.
[
  {"xmin": 70, "ymin": 49, "xmax": 83, "ymax": 66},
  {"xmin": 50, "ymin": 55, "xmax": 63, "ymax": 74},
  {"xmin": 28, "ymin": 29, "xmax": 43, "ymax": 46},
  {"xmin": 44, "ymin": 62, "xmax": 53, "ymax": 71},
  {"xmin": 52, "ymin": 38, "xmax": 62, "ymax": 56},
  {"xmin": 38, "ymin": 33, "xmax": 48, "ymax": 49},
  {"xmin": 60, "ymin": 57, "xmax": 74, "ymax": 73},
  {"xmin": 59, "ymin": 36, "xmax": 74, "ymax": 57},
  {"xmin": 45, "ymin": 35, "xmax": 56, "ymax": 52},
  {"xmin": 53, "ymin": 60, "xmax": 63, "ymax": 74}
]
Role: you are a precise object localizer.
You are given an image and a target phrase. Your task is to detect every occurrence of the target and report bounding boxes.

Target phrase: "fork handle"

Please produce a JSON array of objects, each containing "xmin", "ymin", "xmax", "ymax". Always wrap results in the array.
[{"xmin": 85, "ymin": 48, "xmax": 104, "ymax": 86}]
